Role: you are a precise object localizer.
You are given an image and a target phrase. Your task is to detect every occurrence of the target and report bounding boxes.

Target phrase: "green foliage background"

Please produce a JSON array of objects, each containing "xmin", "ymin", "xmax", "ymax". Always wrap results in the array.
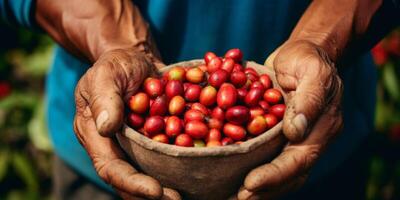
[{"xmin": 0, "ymin": 21, "xmax": 399, "ymax": 200}]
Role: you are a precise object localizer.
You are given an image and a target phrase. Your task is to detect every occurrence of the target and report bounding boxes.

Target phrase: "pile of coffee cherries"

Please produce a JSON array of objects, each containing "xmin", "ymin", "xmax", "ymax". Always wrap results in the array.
[{"xmin": 127, "ymin": 49, "xmax": 285, "ymax": 147}]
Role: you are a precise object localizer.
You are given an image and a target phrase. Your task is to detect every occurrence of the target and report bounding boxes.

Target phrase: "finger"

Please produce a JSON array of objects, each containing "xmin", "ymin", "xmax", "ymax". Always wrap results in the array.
[
  {"xmin": 73, "ymin": 103, "xmax": 162, "ymax": 199},
  {"xmin": 80, "ymin": 52, "xmax": 152, "ymax": 137},
  {"xmin": 238, "ymin": 175, "xmax": 307, "ymax": 200},
  {"xmin": 162, "ymin": 188, "xmax": 182, "ymax": 200},
  {"xmin": 274, "ymin": 43, "xmax": 342, "ymax": 142},
  {"xmin": 244, "ymin": 103, "xmax": 343, "ymax": 192}
]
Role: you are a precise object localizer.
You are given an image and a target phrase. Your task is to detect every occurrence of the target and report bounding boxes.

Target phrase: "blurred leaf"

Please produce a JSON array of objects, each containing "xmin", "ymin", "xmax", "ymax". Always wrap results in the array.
[
  {"xmin": 11, "ymin": 151, "xmax": 39, "ymax": 196},
  {"xmin": 0, "ymin": 148, "xmax": 10, "ymax": 181},
  {"xmin": 382, "ymin": 62, "xmax": 400, "ymax": 100},
  {"xmin": 0, "ymin": 92, "xmax": 39, "ymax": 112},
  {"xmin": 375, "ymin": 84, "xmax": 390, "ymax": 130},
  {"xmin": 28, "ymin": 99, "xmax": 52, "ymax": 152},
  {"xmin": 6, "ymin": 190, "xmax": 25, "ymax": 200}
]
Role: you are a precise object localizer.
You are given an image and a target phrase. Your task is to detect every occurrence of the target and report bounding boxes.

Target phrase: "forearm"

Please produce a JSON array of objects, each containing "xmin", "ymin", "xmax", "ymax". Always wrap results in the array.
[
  {"xmin": 35, "ymin": 0, "xmax": 161, "ymax": 63},
  {"xmin": 288, "ymin": 0, "xmax": 382, "ymax": 62}
]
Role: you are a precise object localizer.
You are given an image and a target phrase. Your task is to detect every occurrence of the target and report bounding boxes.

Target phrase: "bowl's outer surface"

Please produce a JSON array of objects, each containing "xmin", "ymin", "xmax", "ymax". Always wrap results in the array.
[{"xmin": 117, "ymin": 60, "xmax": 287, "ymax": 200}]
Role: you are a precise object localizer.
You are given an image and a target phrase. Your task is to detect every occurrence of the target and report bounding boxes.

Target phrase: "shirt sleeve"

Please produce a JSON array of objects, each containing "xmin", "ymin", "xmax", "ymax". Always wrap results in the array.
[{"xmin": 0, "ymin": 0, "xmax": 36, "ymax": 28}]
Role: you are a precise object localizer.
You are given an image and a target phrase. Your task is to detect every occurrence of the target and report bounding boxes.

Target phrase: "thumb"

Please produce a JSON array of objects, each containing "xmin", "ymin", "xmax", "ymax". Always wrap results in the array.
[{"xmin": 83, "ymin": 55, "xmax": 152, "ymax": 137}]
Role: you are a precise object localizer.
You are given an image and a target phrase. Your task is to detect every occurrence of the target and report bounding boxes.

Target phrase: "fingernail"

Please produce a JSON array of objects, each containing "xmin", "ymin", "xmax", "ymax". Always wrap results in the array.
[
  {"xmin": 96, "ymin": 110, "xmax": 109, "ymax": 131},
  {"xmin": 292, "ymin": 114, "xmax": 308, "ymax": 138}
]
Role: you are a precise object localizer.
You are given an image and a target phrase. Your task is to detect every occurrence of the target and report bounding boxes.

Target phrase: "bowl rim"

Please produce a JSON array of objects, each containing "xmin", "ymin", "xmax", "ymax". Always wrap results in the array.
[{"xmin": 118, "ymin": 59, "xmax": 286, "ymax": 157}]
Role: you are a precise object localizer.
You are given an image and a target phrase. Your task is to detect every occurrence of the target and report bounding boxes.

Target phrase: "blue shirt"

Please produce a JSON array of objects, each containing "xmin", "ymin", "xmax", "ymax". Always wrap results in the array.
[{"xmin": 3, "ymin": 0, "xmax": 396, "ymax": 192}]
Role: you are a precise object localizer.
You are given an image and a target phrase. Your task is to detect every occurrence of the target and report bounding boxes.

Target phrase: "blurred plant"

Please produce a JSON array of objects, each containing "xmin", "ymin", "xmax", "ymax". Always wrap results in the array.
[
  {"xmin": 368, "ymin": 28, "xmax": 400, "ymax": 200},
  {"xmin": 0, "ymin": 22, "xmax": 53, "ymax": 200}
]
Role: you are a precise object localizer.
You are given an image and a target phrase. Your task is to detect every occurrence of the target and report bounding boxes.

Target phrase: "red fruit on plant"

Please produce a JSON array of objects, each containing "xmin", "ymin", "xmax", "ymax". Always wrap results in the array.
[
  {"xmin": 129, "ymin": 92, "xmax": 150, "ymax": 114},
  {"xmin": 250, "ymin": 106, "xmax": 265, "ymax": 119},
  {"xmin": 0, "ymin": 82, "xmax": 11, "ymax": 98},
  {"xmin": 186, "ymin": 67, "xmax": 205, "ymax": 83},
  {"xmin": 258, "ymin": 100, "xmax": 270, "ymax": 112},
  {"xmin": 237, "ymin": 88, "xmax": 248, "ymax": 103},
  {"xmin": 144, "ymin": 116, "xmax": 165, "ymax": 136},
  {"xmin": 207, "ymin": 140, "xmax": 222, "ymax": 147},
  {"xmin": 263, "ymin": 88, "xmax": 283, "ymax": 104},
  {"xmin": 221, "ymin": 137, "xmax": 234, "ymax": 146},
  {"xmin": 250, "ymin": 81, "xmax": 265, "ymax": 91},
  {"xmin": 204, "ymin": 52, "xmax": 217, "ymax": 65},
  {"xmin": 128, "ymin": 113, "xmax": 145, "ymax": 128},
  {"xmin": 217, "ymin": 83, "xmax": 237, "ymax": 109},
  {"xmin": 264, "ymin": 114, "xmax": 278, "ymax": 129},
  {"xmin": 225, "ymin": 106, "xmax": 250, "ymax": 125},
  {"xmin": 191, "ymin": 102, "xmax": 209, "ymax": 115},
  {"xmin": 259, "ymin": 74, "xmax": 272, "ymax": 89},
  {"xmin": 206, "ymin": 129, "xmax": 222, "ymax": 142},
  {"xmin": 149, "ymin": 95, "xmax": 168, "ymax": 116},
  {"xmin": 152, "ymin": 134, "xmax": 169, "ymax": 144},
  {"xmin": 207, "ymin": 57, "xmax": 223, "ymax": 73},
  {"xmin": 247, "ymin": 116, "xmax": 267, "ymax": 135},
  {"xmin": 184, "ymin": 109, "xmax": 205, "ymax": 122},
  {"xmin": 144, "ymin": 78, "xmax": 164, "ymax": 98},
  {"xmin": 209, "ymin": 69, "xmax": 229, "ymax": 88},
  {"xmin": 221, "ymin": 58, "xmax": 235, "ymax": 73},
  {"xmin": 224, "ymin": 48, "xmax": 243, "ymax": 62},
  {"xmin": 165, "ymin": 80, "xmax": 184, "ymax": 99},
  {"xmin": 223, "ymin": 123, "xmax": 246, "ymax": 141},
  {"xmin": 230, "ymin": 71, "xmax": 247, "ymax": 88},
  {"xmin": 184, "ymin": 84, "xmax": 202, "ymax": 102},
  {"xmin": 207, "ymin": 118, "xmax": 223, "ymax": 130},
  {"xmin": 165, "ymin": 116, "xmax": 183, "ymax": 138},
  {"xmin": 185, "ymin": 121, "xmax": 209, "ymax": 139},
  {"xmin": 200, "ymin": 86, "xmax": 217, "ymax": 106},
  {"xmin": 169, "ymin": 96, "xmax": 185, "ymax": 115},
  {"xmin": 232, "ymin": 63, "xmax": 244, "ymax": 72},
  {"xmin": 168, "ymin": 66, "xmax": 186, "ymax": 81},
  {"xmin": 175, "ymin": 134, "xmax": 194, "ymax": 147},
  {"xmin": 211, "ymin": 107, "xmax": 225, "ymax": 121},
  {"xmin": 270, "ymin": 104, "xmax": 286, "ymax": 120},
  {"xmin": 245, "ymin": 88, "xmax": 263, "ymax": 107}
]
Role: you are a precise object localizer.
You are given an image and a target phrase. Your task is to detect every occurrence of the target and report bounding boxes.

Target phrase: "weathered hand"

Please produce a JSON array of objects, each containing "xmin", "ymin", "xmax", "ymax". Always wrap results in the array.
[
  {"xmin": 73, "ymin": 48, "xmax": 181, "ymax": 200},
  {"xmin": 238, "ymin": 40, "xmax": 344, "ymax": 199}
]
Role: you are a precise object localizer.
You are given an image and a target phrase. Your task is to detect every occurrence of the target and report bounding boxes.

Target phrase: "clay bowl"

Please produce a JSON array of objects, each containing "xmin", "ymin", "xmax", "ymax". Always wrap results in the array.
[{"xmin": 117, "ymin": 60, "xmax": 287, "ymax": 200}]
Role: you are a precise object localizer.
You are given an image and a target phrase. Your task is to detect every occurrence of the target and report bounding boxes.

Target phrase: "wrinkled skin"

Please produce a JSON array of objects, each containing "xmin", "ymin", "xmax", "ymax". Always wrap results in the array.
[
  {"xmin": 237, "ymin": 41, "xmax": 344, "ymax": 200},
  {"xmin": 73, "ymin": 48, "xmax": 181, "ymax": 200}
]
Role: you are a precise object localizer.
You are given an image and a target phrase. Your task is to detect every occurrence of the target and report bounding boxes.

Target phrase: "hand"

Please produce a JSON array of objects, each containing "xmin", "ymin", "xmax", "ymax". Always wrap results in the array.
[
  {"xmin": 73, "ymin": 48, "xmax": 181, "ymax": 200},
  {"xmin": 238, "ymin": 40, "xmax": 344, "ymax": 199}
]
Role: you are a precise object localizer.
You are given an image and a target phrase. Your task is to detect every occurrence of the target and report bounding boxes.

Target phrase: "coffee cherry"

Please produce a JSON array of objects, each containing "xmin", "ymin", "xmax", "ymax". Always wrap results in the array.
[
  {"xmin": 184, "ymin": 84, "xmax": 202, "ymax": 102},
  {"xmin": 168, "ymin": 66, "xmax": 186, "ymax": 81},
  {"xmin": 224, "ymin": 48, "xmax": 243, "ymax": 62},
  {"xmin": 166, "ymin": 116, "xmax": 183, "ymax": 138},
  {"xmin": 149, "ymin": 95, "xmax": 168, "ymax": 116},
  {"xmin": 128, "ymin": 113, "xmax": 145, "ymax": 128},
  {"xmin": 152, "ymin": 134, "xmax": 169, "ymax": 144},
  {"xmin": 225, "ymin": 106, "xmax": 250, "ymax": 125},
  {"xmin": 144, "ymin": 78, "xmax": 164, "ymax": 98},
  {"xmin": 217, "ymin": 83, "xmax": 237, "ymax": 109},
  {"xmin": 186, "ymin": 67, "xmax": 205, "ymax": 83},
  {"xmin": 223, "ymin": 123, "xmax": 246, "ymax": 141},
  {"xmin": 247, "ymin": 116, "xmax": 267, "ymax": 135},
  {"xmin": 169, "ymin": 96, "xmax": 186, "ymax": 115},
  {"xmin": 129, "ymin": 92, "xmax": 150, "ymax": 114},
  {"xmin": 200, "ymin": 86, "xmax": 217, "ymax": 106},
  {"xmin": 204, "ymin": 52, "xmax": 217, "ymax": 65},
  {"xmin": 185, "ymin": 121, "xmax": 209, "ymax": 139},
  {"xmin": 165, "ymin": 80, "xmax": 184, "ymax": 99},
  {"xmin": 144, "ymin": 116, "xmax": 165, "ymax": 136},
  {"xmin": 209, "ymin": 69, "xmax": 229, "ymax": 88},
  {"xmin": 263, "ymin": 88, "xmax": 283, "ymax": 104},
  {"xmin": 175, "ymin": 134, "xmax": 194, "ymax": 147}
]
